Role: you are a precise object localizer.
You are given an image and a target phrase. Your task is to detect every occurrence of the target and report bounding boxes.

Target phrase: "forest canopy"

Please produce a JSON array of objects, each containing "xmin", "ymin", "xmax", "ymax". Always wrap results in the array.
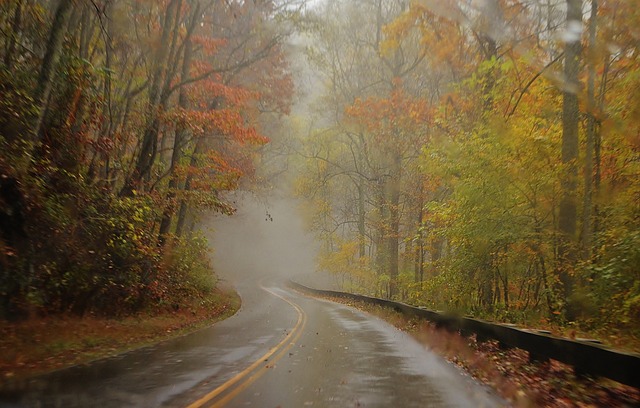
[{"xmin": 294, "ymin": 0, "xmax": 640, "ymax": 332}]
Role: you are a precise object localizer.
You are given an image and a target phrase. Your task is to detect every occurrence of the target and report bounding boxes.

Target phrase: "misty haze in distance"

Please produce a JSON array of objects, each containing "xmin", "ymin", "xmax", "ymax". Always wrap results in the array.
[{"xmin": 205, "ymin": 190, "xmax": 328, "ymax": 288}]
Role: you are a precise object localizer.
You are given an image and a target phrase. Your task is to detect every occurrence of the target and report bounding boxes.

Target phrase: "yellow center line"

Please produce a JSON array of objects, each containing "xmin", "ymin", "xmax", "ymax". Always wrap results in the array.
[{"xmin": 186, "ymin": 286, "xmax": 306, "ymax": 408}]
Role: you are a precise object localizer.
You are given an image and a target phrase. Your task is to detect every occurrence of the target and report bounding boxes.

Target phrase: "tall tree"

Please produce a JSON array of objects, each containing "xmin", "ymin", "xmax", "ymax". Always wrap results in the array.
[
  {"xmin": 120, "ymin": 0, "xmax": 182, "ymax": 196},
  {"xmin": 558, "ymin": 0, "xmax": 583, "ymax": 319},
  {"xmin": 582, "ymin": 0, "xmax": 598, "ymax": 260},
  {"xmin": 32, "ymin": 0, "xmax": 74, "ymax": 141}
]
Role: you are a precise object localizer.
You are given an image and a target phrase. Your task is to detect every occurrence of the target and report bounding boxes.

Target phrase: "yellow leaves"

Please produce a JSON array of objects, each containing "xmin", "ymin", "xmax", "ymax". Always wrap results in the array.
[
  {"xmin": 317, "ymin": 239, "xmax": 373, "ymax": 285},
  {"xmin": 380, "ymin": 5, "xmax": 418, "ymax": 57},
  {"xmin": 379, "ymin": 38, "xmax": 400, "ymax": 58}
]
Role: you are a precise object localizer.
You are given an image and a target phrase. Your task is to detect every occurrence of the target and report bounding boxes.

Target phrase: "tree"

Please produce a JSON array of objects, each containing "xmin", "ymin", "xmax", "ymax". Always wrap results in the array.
[
  {"xmin": 0, "ymin": 0, "xmax": 297, "ymax": 318},
  {"xmin": 296, "ymin": 0, "xmax": 640, "ymax": 331},
  {"xmin": 32, "ymin": 0, "xmax": 74, "ymax": 141},
  {"xmin": 298, "ymin": 0, "xmax": 436, "ymax": 298},
  {"xmin": 558, "ymin": 0, "xmax": 582, "ymax": 319}
]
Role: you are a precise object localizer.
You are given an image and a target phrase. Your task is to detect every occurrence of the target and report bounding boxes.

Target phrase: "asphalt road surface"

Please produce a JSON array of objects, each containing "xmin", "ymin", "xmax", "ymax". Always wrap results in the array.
[
  {"xmin": 0, "ymin": 278, "xmax": 503, "ymax": 407},
  {"xmin": 0, "ymin": 194, "xmax": 505, "ymax": 407}
]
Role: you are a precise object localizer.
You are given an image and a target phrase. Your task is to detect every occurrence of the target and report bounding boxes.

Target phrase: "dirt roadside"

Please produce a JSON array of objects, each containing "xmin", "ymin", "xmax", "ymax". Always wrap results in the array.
[{"xmin": 0, "ymin": 287, "xmax": 240, "ymax": 383}]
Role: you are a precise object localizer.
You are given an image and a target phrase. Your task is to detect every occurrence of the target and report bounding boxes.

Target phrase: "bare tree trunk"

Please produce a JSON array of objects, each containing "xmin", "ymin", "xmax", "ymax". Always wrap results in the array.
[
  {"xmin": 121, "ymin": 0, "xmax": 180, "ymax": 196},
  {"xmin": 158, "ymin": 26, "xmax": 196, "ymax": 245},
  {"xmin": 4, "ymin": 0, "xmax": 23, "ymax": 70},
  {"xmin": 593, "ymin": 4, "xmax": 612, "ymax": 258},
  {"xmin": 582, "ymin": 0, "xmax": 598, "ymax": 261},
  {"xmin": 357, "ymin": 178, "xmax": 366, "ymax": 258},
  {"xmin": 558, "ymin": 0, "xmax": 582, "ymax": 320},
  {"xmin": 387, "ymin": 152, "xmax": 401, "ymax": 298},
  {"xmin": 414, "ymin": 187, "xmax": 424, "ymax": 284},
  {"xmin": 87, "ymin": 0, "xmax": 114, "ymax": 184},
  {"xmin": 175, "ymin": 135, "xmax": 206, "ymax": 238},
  {"xmin": 374, "ymin": 181, "xmax": 387, "ymax": 279}
]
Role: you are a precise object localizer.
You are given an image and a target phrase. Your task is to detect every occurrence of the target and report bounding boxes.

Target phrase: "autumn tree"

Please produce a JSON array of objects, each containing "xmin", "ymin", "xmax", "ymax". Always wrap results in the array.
[
  {"xmin": 557, "ymin": 0, "xmax": 582, "ymax": 319},
  {"xmin": 0, "ymin": 0, "xmax": 298, "ymax": 318},
  {"xmin": 295, "ymin": 0, "xmax": 640, "ymax": 333},
  {"xmin": 297, "ymin": 0, "xmax": 438, "ymax": 298}
]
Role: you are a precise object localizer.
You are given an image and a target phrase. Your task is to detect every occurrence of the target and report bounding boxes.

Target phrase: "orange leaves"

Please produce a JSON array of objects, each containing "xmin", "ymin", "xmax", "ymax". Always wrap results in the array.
[
  {"xmin": 162, "ymin": 107, "xmax": 268, "ymax": 146},
  {"xmin": 345, "ymin": 83, "xmax": 433, "ymax": 142},
  {"xmin": 191, "ymin": 36, "xmax": 227, "ymax": 57},
  {"xmin": 188, "ymin": 151, "xmax": 242, "ymax": 193},
  {"xmin": 382, "ymin": 1, "xmax": 474, "ymax": 74},
  {"xmin": 197, "ymin": 80, "xmax": 259, "ymax": 109}
]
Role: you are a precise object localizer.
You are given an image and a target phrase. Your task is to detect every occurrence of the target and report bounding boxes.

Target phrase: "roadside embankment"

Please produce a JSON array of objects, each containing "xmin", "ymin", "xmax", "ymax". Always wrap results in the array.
[{"xmin": 0, "ymin": 287, "xmax": 240, "ymax": 382}]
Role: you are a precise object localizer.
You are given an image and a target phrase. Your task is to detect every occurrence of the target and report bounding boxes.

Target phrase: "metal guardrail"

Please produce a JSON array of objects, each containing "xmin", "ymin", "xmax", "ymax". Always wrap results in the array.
[{"xmin": 289, "ymin": 280, "xmax": 640, "ymax": 389}]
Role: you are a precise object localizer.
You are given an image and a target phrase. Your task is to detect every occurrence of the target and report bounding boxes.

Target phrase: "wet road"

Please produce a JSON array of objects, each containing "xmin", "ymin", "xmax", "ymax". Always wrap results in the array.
[
  {"xmin": 0, "ymin": 279, "xmax": 502, "ymax": 407},
  {"xmin": 188, "ymin": 281, "xmax": 503, "ymax": 408},
  {"xmin": 0, "ymin": 194, "xmax": 505, "ymax": 407}
]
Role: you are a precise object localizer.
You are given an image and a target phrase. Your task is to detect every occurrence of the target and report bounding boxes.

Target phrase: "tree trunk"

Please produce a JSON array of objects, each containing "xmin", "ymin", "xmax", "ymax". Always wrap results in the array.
[
  {"xmin": 357, "ymin": 178, "xmax": 366, "ymax": 258},
  {"xmin": 414, "ymin": 188, "xmax": 424, "ymax": 284},
  {"xmin": 558, "ymin": 0, "xmax": 582, "ymax": 320},
  {"xmin": 158, "ymin": 29, "xmax": 195, "ymax": 245},
  {"xmin": 582, "ymin": 0, "xmax": 598, "ymax": 261},
  {"xmin": 32, "ymin": 0, "xmax": 75, "ymax": 141},
  {"xmin": 593, "ymin": 6, "xmax": 611, "ymax": 258},
  {"xmin": 175, "ymin": 135, "xmax": 207, "ymax": 238},
  {"xmin": 387, "ymin": 152, "xmax": 401, "ymax": 298},
  {"xmin": 87, "ymin": 0, "xmax": 113, "ymax": 184},
  {"xmin": 121, "ymin": 0, "xmax": 180, "ymax": 196},
  {"xmin": 4, "ymin": 0, "xmax": 23, "ymax": 70}
]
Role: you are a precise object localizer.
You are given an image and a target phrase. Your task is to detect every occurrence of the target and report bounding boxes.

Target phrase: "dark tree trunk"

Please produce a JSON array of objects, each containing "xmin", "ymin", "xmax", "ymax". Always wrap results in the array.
[
  {"xmin": 582, "ymin": 0, "xmax": 598, "ymax": 261},
  {"xmin": 121, "ymin": 0, "xmax": 180, "ymax": 196},
  {"xmin": 87, "ymin": 0, "xmax": 114, "ymax": 184},
  {"xmin": 175, "ymin": 136, "xmax": 206, "ymax": 238},
  {"xmin": 32, "ymin": 0, "xmax": 75, "ymax": 141},
  {"xmin": 158, "ymin": 27, "xmax": 196, "ymax": 245},
  {"xmin": 4, "ymin": 0, "xmax": 23, "ymax": 70}
]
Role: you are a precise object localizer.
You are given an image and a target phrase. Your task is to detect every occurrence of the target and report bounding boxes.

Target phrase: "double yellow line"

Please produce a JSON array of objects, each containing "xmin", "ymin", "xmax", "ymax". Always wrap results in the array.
[{"xmin": 186, "ymin": 287, "xmax": 307, "ymax": 408}]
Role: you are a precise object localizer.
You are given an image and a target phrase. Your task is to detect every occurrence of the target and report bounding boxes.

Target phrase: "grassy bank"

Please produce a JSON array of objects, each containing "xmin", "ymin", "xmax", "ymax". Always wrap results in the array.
[{"xmin": 0, "ymin": 286, "xmax": 240, "ymax": 382}]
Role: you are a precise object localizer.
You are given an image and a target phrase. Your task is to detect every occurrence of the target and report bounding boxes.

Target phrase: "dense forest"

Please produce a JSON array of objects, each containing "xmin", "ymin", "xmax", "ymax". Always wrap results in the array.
[
  {"xmin": 295, "ymin": 0, "xmax": 640, "ymax": 332},
  {"xmin": 0, "ymin": 0, "xmax": 299, "ymax": 318},
  {"xmin": 1, "ymin": 0, "xmax": 639, "ymax": 338}
]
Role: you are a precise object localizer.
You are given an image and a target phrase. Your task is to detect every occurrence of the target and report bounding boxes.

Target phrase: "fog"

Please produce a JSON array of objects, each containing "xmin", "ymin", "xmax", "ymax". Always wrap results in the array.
[
  {"xmin": 204, "ymin": 190, "xmax": 330, "ymax": 289},
  {"xmin": 201, "ymin": 22, "xmax": 330, "ymax": 291}
]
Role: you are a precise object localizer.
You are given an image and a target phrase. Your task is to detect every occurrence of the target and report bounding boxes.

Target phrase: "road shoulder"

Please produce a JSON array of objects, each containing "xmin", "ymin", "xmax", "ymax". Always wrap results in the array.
[{"xmin": 0, "ymin": 287, "xmax": 240, "ymax": 382}]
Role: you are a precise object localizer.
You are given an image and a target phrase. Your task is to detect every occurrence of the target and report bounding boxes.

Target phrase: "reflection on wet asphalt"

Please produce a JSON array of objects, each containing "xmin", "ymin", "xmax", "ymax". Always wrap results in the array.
[
  {"xmin": 0, "ymin": 279, "xmax": 298, "ymax": 408},
  {"xmin": 228, "ymin": 286, "xmax": 501, "ymax": 408}
]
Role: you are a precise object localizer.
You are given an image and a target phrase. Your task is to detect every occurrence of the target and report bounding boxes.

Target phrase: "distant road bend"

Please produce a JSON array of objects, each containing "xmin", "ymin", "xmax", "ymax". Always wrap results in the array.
[{"xmin": 0, "ymin": 277, "xmax": 503, "ymax": 407}]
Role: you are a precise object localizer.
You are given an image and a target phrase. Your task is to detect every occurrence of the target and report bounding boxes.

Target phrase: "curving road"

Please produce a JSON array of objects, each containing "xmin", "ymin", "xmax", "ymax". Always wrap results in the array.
[
  {"xmin": 183, "ymin": 279, "xmax": 503, "ymax": 408},
  {"xmin": 0, "ymin": 194, "xmax": 505, "ymax": 407}
]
